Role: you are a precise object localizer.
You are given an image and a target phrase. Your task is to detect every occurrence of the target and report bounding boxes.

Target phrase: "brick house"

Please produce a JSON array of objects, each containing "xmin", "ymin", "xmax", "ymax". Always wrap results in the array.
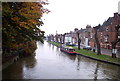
[
  {"xmin": 64, "ymin": 28, "xmax": 78, "ymax": 45},
  {"xmin": 97, "ymin": 13, "xmax": 120, "ymax": 50},
  {"xmin": 50, "ymin": 12, "xmax": 120, "ymax": 52},
  {"xmin": 71, "ymin": 28, "xmax": 78, "ymax": 45},
  {"xmin": 77, "ymin": 13, "xmax": 120, "ymax": 51},
  {"xmin": 88, "ymin": 28, "xmax": 96, "ymax": 48},
  {"xmin": 77, "ymin": 25, "xmax": 92, "ymax": 47}
]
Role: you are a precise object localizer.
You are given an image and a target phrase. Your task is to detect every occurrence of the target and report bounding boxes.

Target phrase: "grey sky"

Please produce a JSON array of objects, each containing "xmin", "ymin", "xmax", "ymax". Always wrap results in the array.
[{"xmin": 41, "ymin": 0, "xmax": 120, "ymax": 35}]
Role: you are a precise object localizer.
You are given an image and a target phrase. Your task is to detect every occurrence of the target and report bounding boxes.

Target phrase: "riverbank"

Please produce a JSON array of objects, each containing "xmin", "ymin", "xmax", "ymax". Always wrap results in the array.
[
  {"xmin": 2, "ymin": 40, "xmax": 37, "ymax": 70},
  {"xmin": 47, "ymin": 41, "xmax": 120, "ymax": 66}
]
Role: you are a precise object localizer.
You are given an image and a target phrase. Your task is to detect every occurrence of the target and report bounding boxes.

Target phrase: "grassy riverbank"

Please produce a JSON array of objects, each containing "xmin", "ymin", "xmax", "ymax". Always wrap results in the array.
[
  {"xmin": 47, "ymin": 41, "xmax": 62, "ymax": 47},
  {"xmin": 47, "ymin": 41, "xmax": 120, "ymax": 64}
]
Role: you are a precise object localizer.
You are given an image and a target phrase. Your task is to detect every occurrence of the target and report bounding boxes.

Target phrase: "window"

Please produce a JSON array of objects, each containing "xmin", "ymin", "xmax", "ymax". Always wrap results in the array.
[
  {"xmin": 101, "ymin": 32, "xmax": 102, "ymax": 37},
  {"xmin": 100, "ymin": 39, "xmax": 102, "ymax": 42},
  {"xmin": 90, "ymin": 33, "xmax": 93, "ymax": 38},
  {"xmin": 106, "ymin": 26, "xmax": 109, "ymax": 31},
  {"xmin": 104, "ymin": 35, "xmax": 109, "ymax": 42},
  {"xmin": 84, "ymin": 33, "xmax": 85, "ymax": 38}
]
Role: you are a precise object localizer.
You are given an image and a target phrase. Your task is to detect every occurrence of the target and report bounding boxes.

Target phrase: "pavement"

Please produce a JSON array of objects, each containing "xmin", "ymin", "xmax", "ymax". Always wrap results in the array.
[{"xmin": 75, "ymin": 45, "xmax": 120, "ymax": 58}]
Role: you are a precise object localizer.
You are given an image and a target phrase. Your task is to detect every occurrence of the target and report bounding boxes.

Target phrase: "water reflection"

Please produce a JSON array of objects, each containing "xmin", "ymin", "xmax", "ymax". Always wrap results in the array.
[
  {"xmin": 76, "ymin": 55, "xmax": 81, "ymax": 71},
  {"xmin": 94, "ymin": 61, "xmax": 99, "ymax": 80},
  {"xmin": 56, "ymin": 47, "xmax": 59, "ymax": 51},
  {"xmin": 2, "ymin": 41, "xmax": 120, "ymax": 79},
  {"xmin": 23, "ymin": 56, "xmax": 37, "ymax": 69},
  {"xmin": 52, "ymin": 45, "xmax": 54, "ymax": 50},
  {"xmin": 47, "ymin": 43, "xmax": 51, "ymax": 47},
  {"xmin": 59, "ymin": 51, "xmax": 76, "ymax": 62},
  {"xmin": 2, "ymin": 61, "xmax": 23, "ymax": 79},
  {"xmin": 2, "ymin": 55, "xmax": 37, "ymax": 79}
]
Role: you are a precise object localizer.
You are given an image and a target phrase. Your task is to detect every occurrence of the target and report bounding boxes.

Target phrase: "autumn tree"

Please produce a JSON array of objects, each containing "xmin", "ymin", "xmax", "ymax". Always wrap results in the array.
[{"xmin": 2, "ymin": 1, "xmax": 49, "ymax": 56}]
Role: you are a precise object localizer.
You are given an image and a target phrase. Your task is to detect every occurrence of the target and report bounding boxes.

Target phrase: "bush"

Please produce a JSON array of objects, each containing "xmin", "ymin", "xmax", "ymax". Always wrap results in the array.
[{"xmin": 23, "ymin": 40, "xmax": 37, "ymax": 56}]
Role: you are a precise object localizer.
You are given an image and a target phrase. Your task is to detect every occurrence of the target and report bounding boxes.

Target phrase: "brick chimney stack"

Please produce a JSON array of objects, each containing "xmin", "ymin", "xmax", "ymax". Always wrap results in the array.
[{"xmin": 114, "ymin": 13, "xmax": 118, "ymax": 18}]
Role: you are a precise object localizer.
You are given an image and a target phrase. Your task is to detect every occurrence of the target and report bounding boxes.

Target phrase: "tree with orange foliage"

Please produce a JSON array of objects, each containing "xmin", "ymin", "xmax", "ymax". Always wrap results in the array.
[{"xmin": 2, "ymin": 1, "xmax": 49, "ymax": 57}]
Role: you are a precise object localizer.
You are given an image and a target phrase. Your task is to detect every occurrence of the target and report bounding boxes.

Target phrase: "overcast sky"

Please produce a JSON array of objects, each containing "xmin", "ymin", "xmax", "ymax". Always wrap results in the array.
[{"xmin": 41, "ymin": 0, "xmax": 120, "ymax": 35}]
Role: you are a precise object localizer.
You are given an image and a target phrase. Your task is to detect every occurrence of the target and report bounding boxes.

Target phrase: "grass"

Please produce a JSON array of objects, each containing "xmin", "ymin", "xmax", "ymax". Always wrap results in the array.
[
  {"xmin": 47, "ymin": 41, "xmax": 62, "ymax": 47},
  {"xmin": 47, "ymin": 41, "xmax": 120, "ymax": 64}
]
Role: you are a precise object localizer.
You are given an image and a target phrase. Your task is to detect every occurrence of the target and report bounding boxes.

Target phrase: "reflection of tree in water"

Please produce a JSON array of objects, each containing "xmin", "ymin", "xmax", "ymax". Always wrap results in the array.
[
  {"xmin": 48, "ymin": 43, "xmax": 51, "ymax": 47},
  {"xmin": 66, "ymin": 54, "xmax": 76, "ymax": 61},
  {"xmin": 94, "ymin": 61, "xmax": 99, "ymax": 81},
  {"xmin": 76, "ymin": 55, "xmax": 81, "ymax": 71},
  {"xmin": 100, "ymin": 63, "xmax": 120, "ymax": 79},
  {"xmin": 38, "ymin": 41, "xmax": 44, "ymax": 46},
  {"xmin": 93, "ymin": 61, "xmax": 120, "ymax": 80},
  {"xmin": 52, "ymin": 45, "xmax": 54, "ymax": 49},
  {"xmin": 56, "ymin": 47, "xmax": 59, "ymax": 51},
  {"xmin": 24, "ymin": 56, "xmax": 37, "ymax": 69},
  {"xmin": 2, "ymin": 61, "xmax": 23, "ymax": 79}
]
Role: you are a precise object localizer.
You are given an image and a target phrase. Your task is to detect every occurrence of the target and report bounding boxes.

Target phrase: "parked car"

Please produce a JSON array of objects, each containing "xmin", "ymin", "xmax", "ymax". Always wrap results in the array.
[
  {"xmin": 66, "ymin": 42, "xmax": 71, "ymax": 46},
  {"xmin": 83, "ymin": 46, "xmax": 92, "ymax": 50},
  {"xmin": 66, "ymin": 42, "xmax": 76, "ymax": 46}
]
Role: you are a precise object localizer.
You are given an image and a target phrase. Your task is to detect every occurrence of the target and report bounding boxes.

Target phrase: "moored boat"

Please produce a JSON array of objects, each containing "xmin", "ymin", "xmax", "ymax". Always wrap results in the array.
[{"xmin": 60, "ymin": 46, "xmax": 76, "ymax": 55}]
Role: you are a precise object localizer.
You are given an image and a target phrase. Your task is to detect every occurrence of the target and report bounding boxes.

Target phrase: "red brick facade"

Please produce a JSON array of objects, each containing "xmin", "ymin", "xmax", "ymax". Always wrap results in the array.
[
  {"xmin": 88, "ymin": 13, "xmax": 120, "ymax": 50},
  {"xmin": 75, "ymin": 13, "xmax": 120, "ymax": 50}
]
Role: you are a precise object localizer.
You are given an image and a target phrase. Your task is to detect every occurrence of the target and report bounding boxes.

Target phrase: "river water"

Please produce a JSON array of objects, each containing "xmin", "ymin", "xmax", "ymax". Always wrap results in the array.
[{"xmin": 2, "ymin": 41, "xmax": 120, "ymax": 79}]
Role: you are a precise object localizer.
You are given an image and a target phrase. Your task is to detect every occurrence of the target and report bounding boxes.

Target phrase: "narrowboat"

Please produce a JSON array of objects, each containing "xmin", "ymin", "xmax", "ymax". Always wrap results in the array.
[{"xmin": 60, "ymin": 46, "xmax": 76, "ymax": 55}]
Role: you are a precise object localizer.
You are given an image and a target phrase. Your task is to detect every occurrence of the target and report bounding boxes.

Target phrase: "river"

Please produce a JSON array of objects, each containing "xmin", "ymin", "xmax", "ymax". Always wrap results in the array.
[{"xmin": 2, "ymin": 41, "xmax": 120, "ymax": 79}]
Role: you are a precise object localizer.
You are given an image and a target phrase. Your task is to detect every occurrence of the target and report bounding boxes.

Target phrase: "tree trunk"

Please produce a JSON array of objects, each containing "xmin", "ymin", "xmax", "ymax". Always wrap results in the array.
[
  {"xmin": 111, "ymin": 42, "xmax": 117, "ymax": 58},
  {"xmin": 111, "ymin": 25, "xmax": 119, "ymax": 58},
  {"xmin": 77, "ymin": 33, "xmax": 80, "ymax": 50},
  {"xmin": 63, "ymin": 34, "xmax": 65, "ymax": 44},
  {"xmin": 94, "ymin": 27, "xmax": 101, "ymax": 55}
]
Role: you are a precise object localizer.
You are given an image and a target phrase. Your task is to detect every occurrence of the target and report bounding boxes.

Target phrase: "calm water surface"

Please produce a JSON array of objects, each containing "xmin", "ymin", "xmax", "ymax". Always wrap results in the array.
[{"xmin": 2, "ymin": 41, "xmax": 120, "ymax": 79}]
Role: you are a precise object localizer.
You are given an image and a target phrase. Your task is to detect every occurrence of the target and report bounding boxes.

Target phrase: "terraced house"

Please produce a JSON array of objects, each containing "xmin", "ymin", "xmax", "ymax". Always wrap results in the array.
[
  {"xmin": 76, "ymin": 13, "xmax": 120, "ymax": 51},
  {"xmin": 47, "ymin": 13, "xmax": 120, "ymax": 55},
  {"xmin": 66, "ymin": 13, "xmax": 120, "ymax": 52},
  {"xmin": 96, "ymin": 13, "xmax": 120, "ymax": 50}
]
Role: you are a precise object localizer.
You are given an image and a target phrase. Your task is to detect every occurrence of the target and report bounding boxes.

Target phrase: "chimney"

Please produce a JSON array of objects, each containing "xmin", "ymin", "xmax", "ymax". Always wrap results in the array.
[
  {"xmin": 86, "ymin": 25, "xmax": 91, "ymax": 29},
  {"xmin": 74, "ymin": 28, "xmax": 78, "ymax": 31},
  {"xmin": 114, "ymin": 13, "xmax": 118, "ymax": 18}
]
